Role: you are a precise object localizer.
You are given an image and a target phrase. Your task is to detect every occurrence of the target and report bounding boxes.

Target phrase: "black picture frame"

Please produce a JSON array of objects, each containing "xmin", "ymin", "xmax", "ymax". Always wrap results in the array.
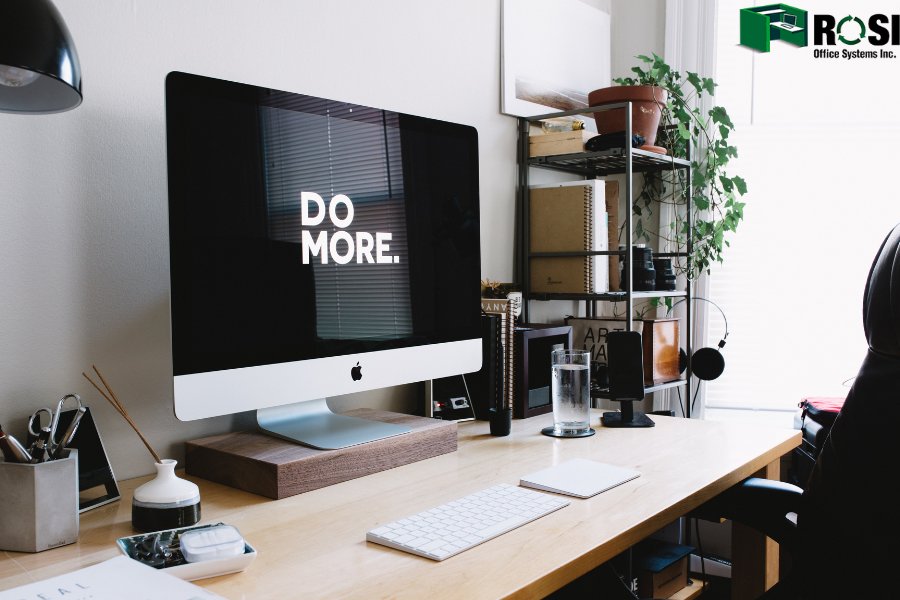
[{"xmin": 513, "ymin": 324, "xmax": 573, "ymax": 419}]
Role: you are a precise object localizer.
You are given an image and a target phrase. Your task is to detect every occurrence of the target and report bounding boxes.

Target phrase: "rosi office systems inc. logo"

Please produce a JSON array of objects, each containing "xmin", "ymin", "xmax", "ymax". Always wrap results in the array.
[{"xmin": 739, "ymin": 4, "xmax": 900, "ymax": 60}]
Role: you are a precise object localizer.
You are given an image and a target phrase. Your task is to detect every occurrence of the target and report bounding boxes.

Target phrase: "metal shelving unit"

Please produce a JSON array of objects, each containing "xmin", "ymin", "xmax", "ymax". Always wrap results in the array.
[{"xmin": 516, "ymin": 102, "xmax": 696, "ymax": 416}]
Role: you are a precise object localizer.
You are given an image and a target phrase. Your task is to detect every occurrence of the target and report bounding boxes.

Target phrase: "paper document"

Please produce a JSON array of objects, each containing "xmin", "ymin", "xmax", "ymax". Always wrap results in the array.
[
  {"xmin": 519, "ymin": 458, "xmax": 640, "ymax": 498},
  {"xmin": 0, "ymin": 555, "xmax": 225, "ymax": 600}
]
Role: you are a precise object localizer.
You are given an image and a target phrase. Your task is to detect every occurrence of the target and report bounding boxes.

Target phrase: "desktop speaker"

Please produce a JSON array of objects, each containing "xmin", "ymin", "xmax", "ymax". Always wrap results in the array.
[
  {"xmin": 513, "ymin": 324, "xmax": 573, "ymax": 419},
  {"xmin": 465, "ymin": 314, "xmax": 504, "ymax": 420}
]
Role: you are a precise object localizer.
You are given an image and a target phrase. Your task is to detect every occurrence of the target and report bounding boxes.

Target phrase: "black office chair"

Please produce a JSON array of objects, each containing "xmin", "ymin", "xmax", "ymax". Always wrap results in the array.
[{"xmin": 697, "ymin": 224, "xmax": 900, "ymax": 599}]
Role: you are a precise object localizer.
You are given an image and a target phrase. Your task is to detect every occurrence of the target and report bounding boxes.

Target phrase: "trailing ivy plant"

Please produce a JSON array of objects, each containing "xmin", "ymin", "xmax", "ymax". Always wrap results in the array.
[{"xmin": 614, "ymin": 53, "xmax": 746, "ymax": 279}]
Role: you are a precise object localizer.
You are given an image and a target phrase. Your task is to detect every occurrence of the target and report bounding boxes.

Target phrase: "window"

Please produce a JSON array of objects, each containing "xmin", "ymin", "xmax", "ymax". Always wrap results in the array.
[
  {"xmin": 704, "ymin": 0, "xmax": 900, "ymax": 416},
  {"xmin": 262, "ymin": 100, "xmax": 413, "ymax": 340}
]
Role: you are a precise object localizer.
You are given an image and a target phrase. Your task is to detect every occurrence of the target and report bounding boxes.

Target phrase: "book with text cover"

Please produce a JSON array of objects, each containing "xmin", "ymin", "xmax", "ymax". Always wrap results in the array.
[
  {"xmin": 604, "ymin": 180, "xmax": 621, "ymax": 291},
  {"xmin": 529, "ymin": 180, "xmax": 609, "ymax": 294},
  {"xmin": 0, "ymin": 556, "xmax": 225, "ymax": 600}
]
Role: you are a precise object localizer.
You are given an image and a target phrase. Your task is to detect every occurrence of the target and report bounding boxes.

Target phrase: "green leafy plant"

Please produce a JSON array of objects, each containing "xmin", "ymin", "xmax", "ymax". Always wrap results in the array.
[{"xmin": 614, "ymin": 53, "xmax": 746, "ymax": 278}]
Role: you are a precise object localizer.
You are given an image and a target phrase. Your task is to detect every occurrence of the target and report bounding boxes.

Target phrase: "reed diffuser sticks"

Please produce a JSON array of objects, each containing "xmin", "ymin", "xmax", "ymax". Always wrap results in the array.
[{"xmin": 82, "ymin": 365, "xmax": 162, "ymax": 464}]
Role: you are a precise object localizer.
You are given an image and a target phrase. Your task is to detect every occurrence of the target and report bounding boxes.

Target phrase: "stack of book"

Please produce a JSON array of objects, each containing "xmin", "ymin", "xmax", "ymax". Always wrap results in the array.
[{"xmin": 529, "ymin": 179, "xmax": 619, "ymax": 294}]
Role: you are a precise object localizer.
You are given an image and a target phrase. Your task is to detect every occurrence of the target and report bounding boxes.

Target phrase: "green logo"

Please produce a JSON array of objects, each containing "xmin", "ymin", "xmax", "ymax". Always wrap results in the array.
[
  {"xmin": 837, "ymin": 15, "xmax": 866, "ymax": 45},
  {"xmin": 739, "ymin": 4, "xmax": 808, "ymax": 53}
]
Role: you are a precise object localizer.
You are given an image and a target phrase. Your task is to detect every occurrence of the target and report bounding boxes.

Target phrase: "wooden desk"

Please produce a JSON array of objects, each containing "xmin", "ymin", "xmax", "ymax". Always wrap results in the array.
[{"xmin": 0, "ymin": 412, "xmax": 799, "ymax": 599}]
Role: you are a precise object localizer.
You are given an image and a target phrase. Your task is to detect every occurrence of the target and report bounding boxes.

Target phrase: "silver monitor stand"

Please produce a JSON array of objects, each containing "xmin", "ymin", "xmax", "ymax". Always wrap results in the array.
[{"xmin": 257, "ymin": 398, "xmax": 411, "ymax": 450}]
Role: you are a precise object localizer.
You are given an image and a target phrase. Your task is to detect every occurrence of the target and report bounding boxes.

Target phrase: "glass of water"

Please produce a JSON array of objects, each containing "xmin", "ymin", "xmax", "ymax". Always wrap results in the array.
[{"xmin": 545, "ymin": 349, "xmax": 593, "ymax": 437}]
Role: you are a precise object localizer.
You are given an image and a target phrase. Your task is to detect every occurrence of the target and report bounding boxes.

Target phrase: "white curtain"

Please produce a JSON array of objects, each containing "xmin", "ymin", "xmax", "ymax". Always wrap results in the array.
[{"xmin": 659, "ymin": 0, "xmax": 719, "ymax": 418}]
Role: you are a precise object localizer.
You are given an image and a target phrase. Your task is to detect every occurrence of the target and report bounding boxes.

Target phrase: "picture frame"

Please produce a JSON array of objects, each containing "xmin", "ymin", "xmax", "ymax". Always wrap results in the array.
[
  {"xmin": 501, "ymin": 0, "xmax": 611, "ymax": 118},
  {"xmin": 513, "ymin": 324, "xmax": 573, "ymax": 419}
]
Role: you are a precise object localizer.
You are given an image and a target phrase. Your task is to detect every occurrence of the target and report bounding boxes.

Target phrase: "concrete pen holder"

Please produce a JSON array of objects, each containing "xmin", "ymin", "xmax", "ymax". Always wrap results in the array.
[{"xmin": 0, "ymin": 449, "xmax": 79, "ymax": 552}]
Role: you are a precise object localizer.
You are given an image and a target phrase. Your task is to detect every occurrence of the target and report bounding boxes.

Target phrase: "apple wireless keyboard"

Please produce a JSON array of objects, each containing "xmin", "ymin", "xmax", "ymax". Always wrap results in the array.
[{"xmin": 366, "ymin": 483, "xmax": 569, "ymax": 561}]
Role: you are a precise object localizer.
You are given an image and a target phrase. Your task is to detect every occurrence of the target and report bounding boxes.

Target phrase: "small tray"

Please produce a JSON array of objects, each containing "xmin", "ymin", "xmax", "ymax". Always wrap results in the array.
[{"xmin": 116, "ymin": 522, "xmax": 257, "ymax": 581}]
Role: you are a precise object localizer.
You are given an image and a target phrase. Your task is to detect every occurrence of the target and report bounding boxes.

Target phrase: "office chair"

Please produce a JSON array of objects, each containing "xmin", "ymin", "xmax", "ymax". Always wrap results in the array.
[{"xmin": 696, "ymin": 224, "xmax": 900, "ymax": 599}]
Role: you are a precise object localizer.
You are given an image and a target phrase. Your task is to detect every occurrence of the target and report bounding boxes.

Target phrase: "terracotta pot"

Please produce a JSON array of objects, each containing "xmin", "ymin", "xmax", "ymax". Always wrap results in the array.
[{"xmin": 587, "ymin": 85, "xmax": 667, "ymax": 147}]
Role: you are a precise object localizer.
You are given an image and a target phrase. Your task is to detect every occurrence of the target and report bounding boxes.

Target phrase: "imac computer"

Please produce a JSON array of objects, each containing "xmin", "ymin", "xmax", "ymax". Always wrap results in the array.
[{"xmin": 165, "ymin": 72, "xmax": 482, "ymax": 450}]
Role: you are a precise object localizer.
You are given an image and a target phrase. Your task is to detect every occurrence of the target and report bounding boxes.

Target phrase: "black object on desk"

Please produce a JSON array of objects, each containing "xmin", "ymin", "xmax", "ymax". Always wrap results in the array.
[
  {"xmin": 467, "ymin": 314, "xmax": 503, "ymax": 421},
  {"xmin": 53, "ymin": 407, "xmax": 121, "ymax": 511},
  {"xmin": 430, "ymin": 375, "xmax": 476, "ymax": 422},
  {"xmin": 602, "ymin": 331, "xmax": 655, "ymax": 428},
  {"xmin": 513, "ymin": 324, "xmax": 573, "ymax": 419}
]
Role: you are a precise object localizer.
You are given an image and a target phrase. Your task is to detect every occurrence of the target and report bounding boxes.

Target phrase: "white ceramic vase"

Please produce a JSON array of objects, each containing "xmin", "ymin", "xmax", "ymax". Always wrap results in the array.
[{"xmin": 132, "ymin": 459, "xmax": 201, "ymax": 532}]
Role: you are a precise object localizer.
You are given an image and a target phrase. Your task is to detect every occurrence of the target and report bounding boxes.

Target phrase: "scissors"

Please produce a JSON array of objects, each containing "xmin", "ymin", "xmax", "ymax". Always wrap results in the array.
[{"xmin": 28, "ymin": 393, "xmax": 83, "ymax": 461}]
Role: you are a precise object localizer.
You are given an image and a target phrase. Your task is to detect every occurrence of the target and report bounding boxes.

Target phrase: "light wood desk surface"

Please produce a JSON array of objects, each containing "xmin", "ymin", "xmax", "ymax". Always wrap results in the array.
[{"xmin": 0, "ymin": 411, "xmax": 799, "ymax": 599}]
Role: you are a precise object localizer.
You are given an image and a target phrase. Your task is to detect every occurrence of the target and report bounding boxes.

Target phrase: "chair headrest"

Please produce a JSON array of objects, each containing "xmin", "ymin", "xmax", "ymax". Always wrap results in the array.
[{"xmin": 863, "ymin": 224, "xmax": 900, "ymax": 357}]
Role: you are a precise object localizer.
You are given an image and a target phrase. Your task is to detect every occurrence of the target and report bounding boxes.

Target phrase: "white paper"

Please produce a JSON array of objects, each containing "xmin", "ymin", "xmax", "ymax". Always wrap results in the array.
[
  {"xmin": 0, "ymin": 556, "xmax": 225, "ymax": 600},
  {"xmin": 520, "ymin": 458, "xmax": 640, "ymax": 498}
]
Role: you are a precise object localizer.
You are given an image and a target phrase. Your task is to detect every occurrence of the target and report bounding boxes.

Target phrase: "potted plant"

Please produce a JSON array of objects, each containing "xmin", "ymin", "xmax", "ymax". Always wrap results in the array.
[
  {"xmin": 587, "ymin": 85, "xmax": 668, "ymax": 148},
  {"xmin": 591, "ymin": 53, "xmax": 747, "ymax": 280}
]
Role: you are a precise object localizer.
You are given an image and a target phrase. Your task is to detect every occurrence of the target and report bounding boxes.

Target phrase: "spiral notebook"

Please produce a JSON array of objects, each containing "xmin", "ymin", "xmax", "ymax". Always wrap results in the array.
[
  {"xmin": 529, "ymin": 180, "xmax": 609, "ymax": 294},
  {"xmin": 519, "ymin": 458, "xmax": 640, "ymax": 498}
]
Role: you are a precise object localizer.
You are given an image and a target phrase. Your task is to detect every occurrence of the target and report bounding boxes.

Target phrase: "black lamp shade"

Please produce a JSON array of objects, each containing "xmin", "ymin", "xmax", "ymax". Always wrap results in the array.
[{"xmin": 0, "ymin": 0, "xmax": 82, "ymax": 114}]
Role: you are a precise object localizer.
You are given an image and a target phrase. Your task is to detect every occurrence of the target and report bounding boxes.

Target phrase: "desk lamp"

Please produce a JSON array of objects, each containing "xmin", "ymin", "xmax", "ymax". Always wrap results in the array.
[{"xmin": 0, "ymin": 0, "xmax": 82, "ymax": 114}]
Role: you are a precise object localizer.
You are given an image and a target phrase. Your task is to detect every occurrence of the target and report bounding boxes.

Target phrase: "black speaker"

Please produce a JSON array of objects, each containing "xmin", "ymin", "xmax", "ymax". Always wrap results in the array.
[
  {"xmin": 465, "ymin": 314, "xmax": 503, "ymax": 420},
  {"xmin": 602, "ymin": 330, "xmax": 654, "ymax": 428},
  {"xmin": 513, "ymin": 324, "xmax": 573, "ymax": 419}
]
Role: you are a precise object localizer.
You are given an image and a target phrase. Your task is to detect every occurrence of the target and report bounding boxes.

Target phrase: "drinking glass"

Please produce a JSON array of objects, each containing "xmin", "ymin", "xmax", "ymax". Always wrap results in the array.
[{"xmin": 545, "ymin": 349, "xmax": 593, "ymax": 437}]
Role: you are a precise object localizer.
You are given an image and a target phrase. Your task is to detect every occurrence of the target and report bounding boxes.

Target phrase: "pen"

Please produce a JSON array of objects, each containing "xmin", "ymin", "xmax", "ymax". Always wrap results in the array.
[
  {"xmin": 0, "ymin": 425, "xmax": 34, "ymax": 463},
  {"xmin": 52, "ymin": 406, "xmax": 86, "ymax": 459}
]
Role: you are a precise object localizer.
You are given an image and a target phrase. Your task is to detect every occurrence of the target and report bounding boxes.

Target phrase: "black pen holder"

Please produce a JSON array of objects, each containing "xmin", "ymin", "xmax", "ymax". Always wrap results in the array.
[
  {"xmin": 0, "ymin": 449, "xmax": 79, "ymax": 552},
  {"xmin": 489, "ymin": 408, "xmax": 512, "ymax": 436}
]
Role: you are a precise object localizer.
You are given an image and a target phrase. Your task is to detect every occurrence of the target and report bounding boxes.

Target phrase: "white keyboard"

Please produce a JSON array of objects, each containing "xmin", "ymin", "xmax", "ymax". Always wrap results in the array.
[{"xmin": 366, "ymin": 483, "xmax": 569, "ymax": 561}]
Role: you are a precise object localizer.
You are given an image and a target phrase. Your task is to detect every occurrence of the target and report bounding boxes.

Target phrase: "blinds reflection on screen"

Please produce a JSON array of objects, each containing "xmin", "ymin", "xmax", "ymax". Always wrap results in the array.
[{"xmin": 260, "ymin": 100, "xmax": 412, "ymax": 341}]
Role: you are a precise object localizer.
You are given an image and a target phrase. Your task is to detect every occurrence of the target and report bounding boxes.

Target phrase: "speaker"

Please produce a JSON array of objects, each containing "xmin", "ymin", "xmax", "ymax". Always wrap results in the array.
[
  {"xmin": 513, "ymin": 324, "xmax": 573, "ymax": 419},
  {"xmin": 465, "ymin": 314, "xmax": 504, "ymax": 420}
]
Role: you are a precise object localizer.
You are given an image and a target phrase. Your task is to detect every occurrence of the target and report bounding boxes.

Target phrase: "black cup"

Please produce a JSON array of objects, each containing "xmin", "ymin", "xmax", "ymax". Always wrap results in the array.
[
  {"xmin": 653, "ymin": 258, "xmax": 677, "ymax": 291},
  {"xmin": 489, "ymin": 408, "xmax": 512, "ymax": 436}
]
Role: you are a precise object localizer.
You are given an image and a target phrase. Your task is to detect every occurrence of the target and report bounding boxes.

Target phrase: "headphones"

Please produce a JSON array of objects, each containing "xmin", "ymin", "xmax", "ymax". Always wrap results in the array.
[{"xmin": 667, "ymin": 298, "xmax": 730, "ymax": 382}]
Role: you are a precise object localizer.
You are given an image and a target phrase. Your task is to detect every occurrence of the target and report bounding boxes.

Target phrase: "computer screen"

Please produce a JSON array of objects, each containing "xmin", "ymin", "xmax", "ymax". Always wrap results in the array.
[
  {"xmin": 165, "ymin": 72, "xmax": 482, "ymax": 448},
  {"xmin": 783, "ymin": 13, "xmax": 796, "ymax": 25}
]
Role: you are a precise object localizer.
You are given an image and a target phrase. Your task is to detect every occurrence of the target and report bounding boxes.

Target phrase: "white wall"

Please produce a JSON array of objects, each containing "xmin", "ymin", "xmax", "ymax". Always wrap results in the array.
[
  {"xmin": 0, "ymin": 0, "xmax": 518, "ymax": 478},
  {"xmin": 526, "ymin": 0, "xmax": 667, "ymax": 326},
  {"xmin": 0, "ymin": 0, "xmax": 665, "ymax": 479}
]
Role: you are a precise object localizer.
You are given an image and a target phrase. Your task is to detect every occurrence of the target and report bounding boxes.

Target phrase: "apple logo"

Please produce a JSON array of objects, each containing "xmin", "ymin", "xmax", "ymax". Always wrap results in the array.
[{"xmin": 351, "ymin": 362, "xmax": 362, "ymax": 381}]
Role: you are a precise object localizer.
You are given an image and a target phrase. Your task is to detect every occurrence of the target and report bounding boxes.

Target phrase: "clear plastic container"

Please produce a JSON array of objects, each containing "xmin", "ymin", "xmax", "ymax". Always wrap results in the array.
[{"xmin": 179, "ymin": 524, "xmax": 245, "ymax": 563}]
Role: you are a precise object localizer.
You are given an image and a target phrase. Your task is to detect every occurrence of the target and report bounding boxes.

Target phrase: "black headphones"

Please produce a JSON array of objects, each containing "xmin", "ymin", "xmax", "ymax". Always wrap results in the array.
[{"xmin": 667, "ymin": 298, "xmax": 730, "ymax": 382}]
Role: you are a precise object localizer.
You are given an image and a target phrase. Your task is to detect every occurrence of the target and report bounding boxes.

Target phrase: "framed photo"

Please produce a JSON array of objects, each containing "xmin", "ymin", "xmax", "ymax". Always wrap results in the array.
[{"xmin": 501, "ymin": 0, "xmax": 611, "ymax": 118}]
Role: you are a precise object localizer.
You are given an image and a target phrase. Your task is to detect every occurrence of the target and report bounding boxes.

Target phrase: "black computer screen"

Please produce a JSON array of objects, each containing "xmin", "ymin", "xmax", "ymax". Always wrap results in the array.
[{"xmin": 165, "ymin": 72, "xmax": 481, "ymax": 376}]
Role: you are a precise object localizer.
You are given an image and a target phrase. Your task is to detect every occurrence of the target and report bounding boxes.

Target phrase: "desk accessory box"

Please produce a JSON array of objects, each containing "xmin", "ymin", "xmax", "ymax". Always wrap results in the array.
[
  {"xmin": 54, "ymin": 406, "xmax": 121, "ymax": 512},
  {"xmin": 0, "ymin": 449, "xmax": 78, "ymax": 552},
  {"xmin": 567, "ymin": 317, "xmax": 681, "ymax": 385},
  {"xmin": 634, "ymin": 539, "xmax": 694, "ymax": 599},
  {"xmin": 117, "ymin": 522, "xmax": 257, "ymax": 581},
  {"xmin": 528, "ymin": 129, "xmax": 598, "ymax": 157}
]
